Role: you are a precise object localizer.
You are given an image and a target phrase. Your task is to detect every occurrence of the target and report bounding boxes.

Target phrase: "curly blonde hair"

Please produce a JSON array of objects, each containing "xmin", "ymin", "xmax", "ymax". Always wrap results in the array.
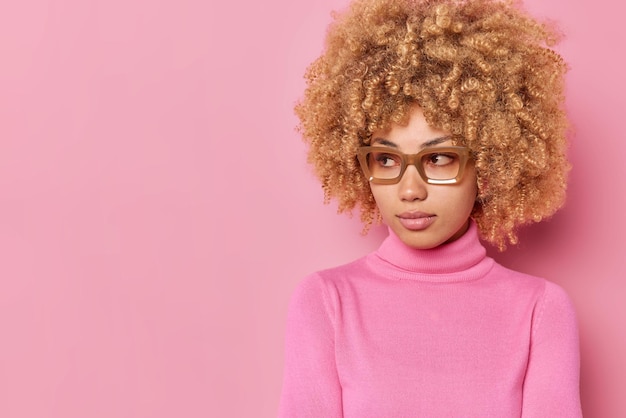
[{"xmin": 296, "ymin": 0, "xmax": 570, "ymax": 250}]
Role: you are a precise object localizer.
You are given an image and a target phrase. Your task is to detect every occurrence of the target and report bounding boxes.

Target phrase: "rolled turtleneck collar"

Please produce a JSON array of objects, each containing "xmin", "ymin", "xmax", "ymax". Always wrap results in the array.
[{"xmin": 368, "ymin": 221, "xmax": 495, "ymax": 282}]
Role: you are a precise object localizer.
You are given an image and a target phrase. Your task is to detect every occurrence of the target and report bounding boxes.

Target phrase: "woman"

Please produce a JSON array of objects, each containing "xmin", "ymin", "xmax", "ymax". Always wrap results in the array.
[{"xmin": 279, "ymin": 0, "xmax": 582, "ymax": 416}]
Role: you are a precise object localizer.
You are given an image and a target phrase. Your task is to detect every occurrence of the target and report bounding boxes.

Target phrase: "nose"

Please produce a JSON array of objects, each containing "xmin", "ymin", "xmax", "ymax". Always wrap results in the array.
[{"xmin": 398, "ymin": 165, "xmax": 428, "ymax": 201}]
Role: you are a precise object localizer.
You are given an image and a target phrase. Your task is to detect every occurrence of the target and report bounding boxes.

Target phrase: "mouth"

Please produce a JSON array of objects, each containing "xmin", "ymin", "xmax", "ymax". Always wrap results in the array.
[{"xmin": 397, "ymin": 211, "xmax": 436, "ymax": 231}]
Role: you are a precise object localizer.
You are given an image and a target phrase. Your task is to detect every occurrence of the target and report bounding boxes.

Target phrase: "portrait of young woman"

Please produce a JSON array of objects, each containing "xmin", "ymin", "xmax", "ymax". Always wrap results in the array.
[{"xmin": 278, "ymin": 0, "xmax": 582, "ymax": 416}]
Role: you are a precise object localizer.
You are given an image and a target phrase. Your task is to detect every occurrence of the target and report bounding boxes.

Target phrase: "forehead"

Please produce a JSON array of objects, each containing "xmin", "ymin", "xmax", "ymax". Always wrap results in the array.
[{"xmin": 371, "ymin": 106, "xmax": 452, "ymax": 151}]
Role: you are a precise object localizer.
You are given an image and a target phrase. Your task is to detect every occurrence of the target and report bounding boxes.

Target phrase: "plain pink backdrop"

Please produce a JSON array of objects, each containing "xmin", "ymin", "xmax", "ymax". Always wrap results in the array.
[{"xmin": 0, "ymin": 0, "xmax": 624, "ymax": 416}]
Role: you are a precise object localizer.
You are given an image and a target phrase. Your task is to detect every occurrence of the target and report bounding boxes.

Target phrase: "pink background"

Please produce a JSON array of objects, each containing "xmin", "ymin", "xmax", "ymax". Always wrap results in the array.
[{"xmin": 0, "ymin": 0, "xmax": 623, "ymax": 416}]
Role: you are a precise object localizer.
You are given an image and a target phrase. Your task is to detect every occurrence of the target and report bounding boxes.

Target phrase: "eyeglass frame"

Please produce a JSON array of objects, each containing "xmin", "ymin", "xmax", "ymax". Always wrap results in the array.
[{"xmin": 356, "ymin": 145, "xmax": 472, "ymax": 185}]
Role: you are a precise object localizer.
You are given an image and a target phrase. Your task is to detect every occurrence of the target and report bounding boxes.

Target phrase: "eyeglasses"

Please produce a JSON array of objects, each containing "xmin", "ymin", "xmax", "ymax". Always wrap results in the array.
[{"xmin": 357, "ymin": 146, "xmax": 471, "ymax": 185}]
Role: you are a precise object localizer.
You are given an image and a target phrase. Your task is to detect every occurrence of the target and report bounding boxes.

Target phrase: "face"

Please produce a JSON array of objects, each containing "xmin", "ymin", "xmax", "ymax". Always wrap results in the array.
[{"xmin": 368, "ymin": 106, "xmax": 478, "ymax": 249}]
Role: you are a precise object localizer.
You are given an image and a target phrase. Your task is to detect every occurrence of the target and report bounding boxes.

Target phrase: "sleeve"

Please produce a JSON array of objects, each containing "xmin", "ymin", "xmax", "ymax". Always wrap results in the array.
[
  {"xmin": 521, "ymin": 281, "xmax": 582, "ymax": 418},
  {"xmin": 278, "ymin": 274, "xmax": 343, "ymax": 418}
]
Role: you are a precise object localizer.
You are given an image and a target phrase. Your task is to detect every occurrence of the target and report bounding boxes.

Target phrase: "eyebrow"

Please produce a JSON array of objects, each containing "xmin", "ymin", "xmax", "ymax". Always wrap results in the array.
[{"xmin": 371, "ymin": 135, "xmax": 453, "ymax": 149}]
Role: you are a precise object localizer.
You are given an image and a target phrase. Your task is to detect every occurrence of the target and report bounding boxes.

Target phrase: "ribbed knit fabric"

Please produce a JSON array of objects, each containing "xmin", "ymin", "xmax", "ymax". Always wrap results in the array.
[{"xmin": 278, "ymin": 222, "xmax": 582, "ymax": 417}]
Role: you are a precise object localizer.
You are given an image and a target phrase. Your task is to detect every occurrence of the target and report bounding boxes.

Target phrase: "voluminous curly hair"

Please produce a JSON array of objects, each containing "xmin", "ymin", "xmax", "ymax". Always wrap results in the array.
[{"xmin": 296, "ymin": 0, "xmax": 570, "ymax": 250}]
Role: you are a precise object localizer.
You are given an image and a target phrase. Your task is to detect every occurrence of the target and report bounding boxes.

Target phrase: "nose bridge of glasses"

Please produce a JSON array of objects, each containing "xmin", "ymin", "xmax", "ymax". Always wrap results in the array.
[
  {"xmin": 405, "ymin": 152, "xmax": 421, "ymax": 168},
  {"xmin": 402, "ymin": 152, "xmax": 427, "ymax": 182}
]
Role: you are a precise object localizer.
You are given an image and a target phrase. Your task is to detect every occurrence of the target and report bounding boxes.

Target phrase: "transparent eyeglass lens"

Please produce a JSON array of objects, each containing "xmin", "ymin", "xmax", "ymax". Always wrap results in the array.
[{"xmin": 366, "ymin": 150, "xmax": 461, "ymax": 181}]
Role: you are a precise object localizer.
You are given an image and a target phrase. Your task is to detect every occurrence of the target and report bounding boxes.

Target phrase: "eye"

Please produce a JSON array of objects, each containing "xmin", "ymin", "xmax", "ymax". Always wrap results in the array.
[
  {"xmin": 425, "ymin": 153, "xmax": 457, "ymax": 166},
  {"xmin": 373, "ymin": 152, "xmax": 401, "ymax": 168}
]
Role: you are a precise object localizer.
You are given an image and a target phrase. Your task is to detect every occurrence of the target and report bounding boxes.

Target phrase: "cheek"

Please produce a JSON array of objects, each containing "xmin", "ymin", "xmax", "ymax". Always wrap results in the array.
[
  {"xmin": 370, "ymin": 186, "xmax": 396, "ymax": 217},
  {"xmin": 432, "ymin": 182, "xmax": 477, "ymax": 217},
  {"xmin": 460, "ymin": 180, "xmax": 479, "ymax": 214}
]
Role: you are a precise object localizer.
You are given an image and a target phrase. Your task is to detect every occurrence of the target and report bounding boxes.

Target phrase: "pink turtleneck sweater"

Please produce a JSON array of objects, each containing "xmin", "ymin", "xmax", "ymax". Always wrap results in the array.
[{"xmin": 278, "ymin": 223, "xmax": 581, "ymax": 417}]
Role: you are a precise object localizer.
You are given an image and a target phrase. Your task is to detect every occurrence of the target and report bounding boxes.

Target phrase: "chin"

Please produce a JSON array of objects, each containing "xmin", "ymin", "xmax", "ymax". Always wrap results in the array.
[{"xmin": 396, "ymin": 231, "xmax": 445, "ymax": 250}]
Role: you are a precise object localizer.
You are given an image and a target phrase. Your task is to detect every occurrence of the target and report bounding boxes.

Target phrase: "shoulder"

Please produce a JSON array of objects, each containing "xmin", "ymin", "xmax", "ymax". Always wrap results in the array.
[
  {"xmin": 539, "ymin": 279, "xmax": 576, "ymax": 310},
  {"xmin": 532, "ymin": 279, "xmax": 579, "ymax": 340},
  {"xmin": 287, "ymin": 256, "xmax": 369, "ymax": 319},
  {"xmin": 488, "ymin": 262, "xmax": 555, "ymax": 296},
  {"xmin": 292, "ymin": 256, "xmax": 369, "ymax": 297},
  {"xmin": 490, "ymin": 263, "xmax": 578, "ymax": 334},
  {"xmin": 487, "ymin": 263, "xmax": 577, "ymax": 316}
]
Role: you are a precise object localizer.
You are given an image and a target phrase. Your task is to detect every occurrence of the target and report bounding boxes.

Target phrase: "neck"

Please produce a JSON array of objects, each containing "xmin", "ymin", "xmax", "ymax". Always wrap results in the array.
[{"xmin": 371, "ymin": 221, "xmax": 492, "ymax": 280}]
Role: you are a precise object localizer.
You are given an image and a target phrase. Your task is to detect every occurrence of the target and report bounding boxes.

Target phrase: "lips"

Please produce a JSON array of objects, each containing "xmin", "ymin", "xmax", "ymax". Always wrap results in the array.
[{"xmin": 397, "ymin": 211, "xmax": 436, "ymax": 231}]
